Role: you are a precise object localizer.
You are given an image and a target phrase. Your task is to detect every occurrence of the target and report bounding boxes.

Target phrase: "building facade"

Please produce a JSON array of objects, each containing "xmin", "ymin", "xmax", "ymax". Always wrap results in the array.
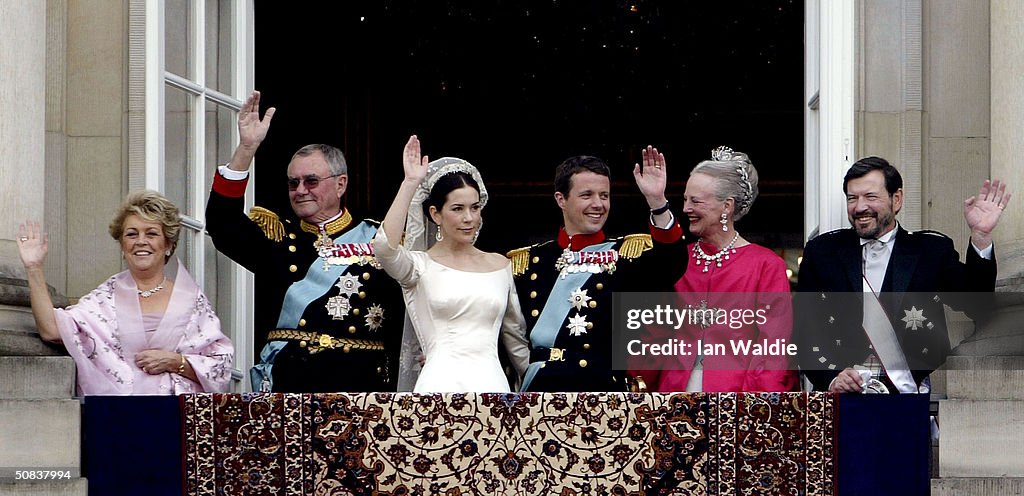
[{"xmin": 1, "ymin": 1, "xmax": 1022, "ymax": 490}]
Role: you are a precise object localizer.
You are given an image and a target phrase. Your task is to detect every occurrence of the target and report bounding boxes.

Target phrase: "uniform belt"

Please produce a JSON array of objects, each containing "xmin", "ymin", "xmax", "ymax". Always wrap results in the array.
[
  {"xmin": 267, "ymin": 330, "xmax": 384, "ymax": 354},
  {"xmin": 530, "ymin": 347, "xmax": 633, "ymax": 390},
  {"xmin": 530, "ymin": 346, "xmax": 602, "ymax": 367}
]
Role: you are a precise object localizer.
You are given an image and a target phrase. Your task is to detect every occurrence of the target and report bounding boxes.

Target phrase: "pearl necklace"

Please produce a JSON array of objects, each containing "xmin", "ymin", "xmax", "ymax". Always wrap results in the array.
[
  {"xmin": 138, "ymin": 277, "xmax": 167, "ymax": 298},
  {"xmin": 692, "ymin": 232, "xmax": 740, "ymax": 273}
]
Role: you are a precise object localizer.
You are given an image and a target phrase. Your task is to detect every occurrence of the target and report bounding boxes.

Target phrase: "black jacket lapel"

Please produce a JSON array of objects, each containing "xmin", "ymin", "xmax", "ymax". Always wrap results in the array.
[
  {"xmin": 841, "ymin": 230, "xmax": 864, "ymax": 291},
  {"xmin": 886, "ymin": 226, "xmax": 919, "ymax": 294}
]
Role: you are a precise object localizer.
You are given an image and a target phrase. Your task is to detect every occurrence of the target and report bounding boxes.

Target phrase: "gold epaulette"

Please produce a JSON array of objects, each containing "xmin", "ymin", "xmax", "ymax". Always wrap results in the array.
[
  {"xmin": 248, "ymin": 206, "xmax": 285, "ymax": 242},
  {"xmin": 506, "ymin": 246, "xmax": 532, "ymax": 276},
  {"xmin": 618, "ymin": 233, "xmax": 653, "ymax": 260}
]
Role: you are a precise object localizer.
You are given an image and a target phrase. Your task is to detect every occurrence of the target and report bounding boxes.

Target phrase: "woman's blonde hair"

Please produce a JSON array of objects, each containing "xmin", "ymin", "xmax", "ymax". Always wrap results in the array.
[{"xmin": 108, "ymin": 190, "xmax": 182, "ymax": 260}]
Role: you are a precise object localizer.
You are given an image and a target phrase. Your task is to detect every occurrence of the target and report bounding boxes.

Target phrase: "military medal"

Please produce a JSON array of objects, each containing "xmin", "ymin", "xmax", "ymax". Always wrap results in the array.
[
  {"xmin": 365, "ymin": 304, "xmax": 385, "ymax": 331},
  {"xmin": 335, "ymin": 273, "xmax": 364, "ymax": 297},
  {"xmin": 317, "ymin": 233, "xmax": 336, "ymax": 270},
  {"xmin": 566, "ymin": 313, "xmax": 589, "ymax": 336},
  {"xmin": 314, "ymin": 226, "xmax": 334, "ymax": 260},
  {"xmin": 554, "ymin": 246, "xmax": 574, "ymax": 276},
  {"xmin": 302, "ymin": 209, "xmax": 371, "ymax": 270},
  {"xmin": 568, "ymin": 288, "xmax": 592, "ymax": 311},
  {"xmin": 325, "ymin": 295, "xmax": 351, "ymax": 320},
  {"xmin": 555, "ymin": 249, "xmax": 618, "ymax": 279},
  {"xmin": 323, "ymin": 242, "xmax": 378, "ymax": 270},
  {"xmin": 901, "ymin": 306, "xmax": 926, "ymax": 330}
]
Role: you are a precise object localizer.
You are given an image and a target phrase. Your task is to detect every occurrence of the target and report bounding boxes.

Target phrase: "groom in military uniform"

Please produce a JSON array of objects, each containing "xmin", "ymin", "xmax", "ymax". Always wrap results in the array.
[
  {"xmin": 205, "ymin": 91, "xmax": 403, "ymax": 392},
  {"xmin": 508, "ymin": 147, "xmax": 687, "ymax": 392}
]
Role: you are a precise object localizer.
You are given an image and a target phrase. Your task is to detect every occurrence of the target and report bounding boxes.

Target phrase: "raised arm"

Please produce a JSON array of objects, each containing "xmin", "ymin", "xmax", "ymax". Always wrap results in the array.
[
  {"xmin": 379, "ymin": 135, "xmax": 429, "ymax": 248},
  {"xmin": 205, "ymin": 90, "xmax": 279, "ymax": 272},
  {"xmin": 964, "ymin": 179, "xmax": 1011, "ymax": 250},
  {"xmin": 226, "ymin": 90, "xmax": 276, "ymax": 173},
  {"xmin": 16, "ymin": 221, "xmax": 60, "ymax": 343},
  {"xmin": 624, "ymin": 145, "xmax": 686, "ymax": 290},
  {"xmin": 633, "ymin": 145, "xmax": 674, "ymax": 228}
]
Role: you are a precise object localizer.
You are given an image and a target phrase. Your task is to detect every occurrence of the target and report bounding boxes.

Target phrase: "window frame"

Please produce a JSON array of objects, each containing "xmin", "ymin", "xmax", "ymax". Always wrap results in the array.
[
  {"xmin": 138, "ymin": 0, "xmax": 256, "ymax": 390},
  {"xmin": 805, "ymin": 0, "xmax": 856, "ymax": 241}
]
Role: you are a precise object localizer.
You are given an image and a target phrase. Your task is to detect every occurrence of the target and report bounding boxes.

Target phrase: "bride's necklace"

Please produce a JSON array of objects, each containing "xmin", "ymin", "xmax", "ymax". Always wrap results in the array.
[
  {"xmin": 692, "ymin": 231, "xmax": 740, "ymax": 273},
  {"xmin": 138, "ymin": 277, "xmax": 167, "ymax": 298}
]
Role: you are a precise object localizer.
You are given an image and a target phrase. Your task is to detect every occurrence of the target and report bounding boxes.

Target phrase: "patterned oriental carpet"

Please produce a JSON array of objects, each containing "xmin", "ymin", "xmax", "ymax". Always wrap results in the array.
[{"xmin": 183, "ymin": 392, "xmax": 836, "ymax": 495}]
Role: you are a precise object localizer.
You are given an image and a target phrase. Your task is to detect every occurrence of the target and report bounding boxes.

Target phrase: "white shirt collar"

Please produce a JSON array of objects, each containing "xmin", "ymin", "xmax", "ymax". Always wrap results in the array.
[{"xmin": 859, "ymin": 223, "xmax": 899, "ymax": 246}]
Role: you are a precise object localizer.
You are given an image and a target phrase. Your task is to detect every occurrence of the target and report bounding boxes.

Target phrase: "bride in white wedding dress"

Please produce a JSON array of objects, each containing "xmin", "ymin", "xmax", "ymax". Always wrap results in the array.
[{"xmin": 372, "ymin": 135, "xmax": 529, "ymax": 393}]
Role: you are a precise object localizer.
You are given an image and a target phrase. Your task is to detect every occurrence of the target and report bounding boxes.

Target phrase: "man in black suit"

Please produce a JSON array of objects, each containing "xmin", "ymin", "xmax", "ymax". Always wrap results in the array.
[
  {"xmin": 507, "ymin": 147, "xmax": 687, "ymax": 392},
  {"xmin": 796, "ymin": 156, "xmax": 1010, "ymax": 393},
  {"xmin": 205, "ymin": 91, "xmax": 403, "ymax": 393}
]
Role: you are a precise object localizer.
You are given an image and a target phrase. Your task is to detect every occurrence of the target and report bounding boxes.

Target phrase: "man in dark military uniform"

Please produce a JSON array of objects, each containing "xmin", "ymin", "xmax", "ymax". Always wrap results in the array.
[
  {"xmin": 205, "ymin": 91, "xmax": 403, "ymax": 392},
  {"xmin": 796, "ymin": 157, "xmax": 1009, "ymax": 394},
  {"xmin": 508, "ymin": 147, "xmax": 687, "ymax": 392}
]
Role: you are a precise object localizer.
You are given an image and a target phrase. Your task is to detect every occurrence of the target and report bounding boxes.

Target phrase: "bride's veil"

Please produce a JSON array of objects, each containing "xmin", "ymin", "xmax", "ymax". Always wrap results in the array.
[{"xmin": 395, "ymin": 157, "xmax": 489, "ymax": 391}]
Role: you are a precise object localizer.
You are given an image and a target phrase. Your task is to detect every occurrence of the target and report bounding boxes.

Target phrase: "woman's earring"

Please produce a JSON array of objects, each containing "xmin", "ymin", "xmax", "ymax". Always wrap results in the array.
[
  {"xmin": 720, "ymin": 211, "xmax": 729, "ymax": 232},
  {"xmin": 473, "ymin": 219, "xmax": 482, "ymax": 244},
  {"xmin": 435, "ymin": 227, "xmax": 443, "ymax": 242},
  {"xmin": 165, "ymin": 249, "xmax": 171, "ymax": 257}
]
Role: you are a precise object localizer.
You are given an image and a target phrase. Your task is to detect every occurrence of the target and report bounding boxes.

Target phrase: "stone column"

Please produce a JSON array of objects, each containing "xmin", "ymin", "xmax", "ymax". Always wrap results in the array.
[
  {"xmin": 0, "ymin": 0, "xmax": 62, "ymax": 355},
  {"xmin": 858, "ymin": 0, "xmax": 924, "ymax": 231},
  {"xmin": 949, "ymin": 0, "xmax": 1024, "ymax": 355},
  {"xmin": 0, "ymin": 0, "xmax": 46, "ymax": 262},
  {"xmin": 933, "ymin": 1, "xmax": 1024, "ymax": 491},
  {"xmin": 990, "ymin": 0, "xmax": 1024, "ymax": 282}
]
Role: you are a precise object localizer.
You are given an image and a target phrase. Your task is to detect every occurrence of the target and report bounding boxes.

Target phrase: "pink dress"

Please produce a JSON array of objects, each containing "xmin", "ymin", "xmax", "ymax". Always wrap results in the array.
[
  {"xmin": 53, "ymin": 263, "xmax": 234, "ymax": 395},
  {"xmin": 636, "ymin": 242, "xmax": 798, "ymax": 392}
]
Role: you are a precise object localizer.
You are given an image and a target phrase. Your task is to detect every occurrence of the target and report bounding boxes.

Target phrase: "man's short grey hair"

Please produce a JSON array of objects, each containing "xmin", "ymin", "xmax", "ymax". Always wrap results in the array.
[{"xmin": 292, "ymin": 144, "xmax": 348, "ymax": 176}]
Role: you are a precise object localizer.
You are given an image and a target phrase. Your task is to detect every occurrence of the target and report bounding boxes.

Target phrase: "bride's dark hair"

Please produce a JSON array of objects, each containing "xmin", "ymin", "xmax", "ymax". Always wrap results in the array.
[{"xmin": 423, "ymin": 171, "xmax": 481, "ymax": 224}]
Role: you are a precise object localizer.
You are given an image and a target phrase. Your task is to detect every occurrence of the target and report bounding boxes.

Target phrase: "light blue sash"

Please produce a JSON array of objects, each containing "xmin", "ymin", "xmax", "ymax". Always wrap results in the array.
[
  {"xmin": 520, "ymin": 241, "xmax": 614, "ymax": 391},
  {"xmin": 251, "ymin": 221, "xmax": 378, "ymax": 391}
]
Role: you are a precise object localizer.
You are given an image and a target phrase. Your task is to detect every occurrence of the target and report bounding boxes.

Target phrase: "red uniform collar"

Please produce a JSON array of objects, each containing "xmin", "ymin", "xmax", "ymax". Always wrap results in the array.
[{"xmin": 557, "ymin": 228, "xmax": 606, "ymax": 250}]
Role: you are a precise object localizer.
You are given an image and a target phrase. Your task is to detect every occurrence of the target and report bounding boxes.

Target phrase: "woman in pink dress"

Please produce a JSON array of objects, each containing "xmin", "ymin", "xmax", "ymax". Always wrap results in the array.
[
  {"xmin": 638, "ymin": 147, "xmax": 797, "ymax": 392},
  {"xmin": 17, "ymin": 190, "xmax": 234, "ymax": 395}
]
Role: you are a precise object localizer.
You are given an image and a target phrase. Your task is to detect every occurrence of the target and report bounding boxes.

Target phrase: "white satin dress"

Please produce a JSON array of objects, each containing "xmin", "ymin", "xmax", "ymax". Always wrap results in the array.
[{"xmin": 373, "ymin": 230, "xmax": 529, "ymax": 393}]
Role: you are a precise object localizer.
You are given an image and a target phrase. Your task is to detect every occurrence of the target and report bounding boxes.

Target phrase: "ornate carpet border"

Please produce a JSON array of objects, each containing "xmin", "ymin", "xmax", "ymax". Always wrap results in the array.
[{"xmin": 183, "ymin": 392, "xmax": 835, "ymax": 495}]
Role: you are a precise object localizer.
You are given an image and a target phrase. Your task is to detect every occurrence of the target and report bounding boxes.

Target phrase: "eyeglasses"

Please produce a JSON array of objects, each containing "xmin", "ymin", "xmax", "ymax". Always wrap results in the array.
[{"xmin": 287, "ymin": 173, "xmax": 342, "ymax": 191}]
